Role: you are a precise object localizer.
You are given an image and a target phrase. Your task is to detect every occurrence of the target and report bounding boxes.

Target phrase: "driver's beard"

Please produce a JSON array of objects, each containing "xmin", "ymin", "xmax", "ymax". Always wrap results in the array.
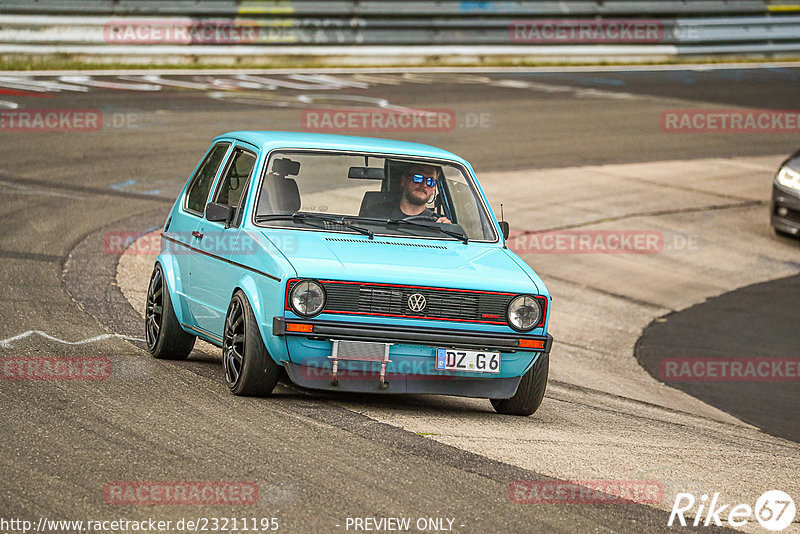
[{"xmin": 403, "ymin": 188, "xmax": 430, "ymax": 207}]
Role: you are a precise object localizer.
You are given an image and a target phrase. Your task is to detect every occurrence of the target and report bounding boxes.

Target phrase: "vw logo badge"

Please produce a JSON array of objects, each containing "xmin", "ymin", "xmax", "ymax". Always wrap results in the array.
[{"xmin": 407, "ymin": 293, "xmax": 426, "ymax": 312}]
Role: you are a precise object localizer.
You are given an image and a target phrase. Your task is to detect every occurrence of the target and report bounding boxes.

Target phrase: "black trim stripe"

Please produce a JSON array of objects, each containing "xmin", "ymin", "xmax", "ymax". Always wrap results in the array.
[
  {"xmin": 160, "ymin": 233, "xmax": 281, "ymax": 282},
  {"xmin": 181, "ymin": 322, "xmax": 223, "ymax": 344}
]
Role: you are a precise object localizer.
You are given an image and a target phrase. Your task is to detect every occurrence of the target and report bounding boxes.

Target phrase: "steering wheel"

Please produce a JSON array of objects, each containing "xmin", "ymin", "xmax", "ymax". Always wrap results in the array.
[{"xmin": 402, "ymin": 214, "xmax": 440, "ymax": 223}]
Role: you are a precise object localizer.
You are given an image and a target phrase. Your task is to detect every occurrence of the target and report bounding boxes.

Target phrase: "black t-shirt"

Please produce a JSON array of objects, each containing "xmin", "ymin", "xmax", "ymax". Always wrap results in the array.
[
  {"xmin": 365, "ymin": 198, "xmax": 436, "ymax": 220},
  {"xmin": 388, "ymin": 204, "xmax": 436, "ymax": 220}
]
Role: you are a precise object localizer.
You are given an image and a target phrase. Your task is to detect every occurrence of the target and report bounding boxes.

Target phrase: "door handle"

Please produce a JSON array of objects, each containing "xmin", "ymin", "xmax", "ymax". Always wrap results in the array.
[{"xmin": 191, "ymin": 231, "xmax": 204, "ymax": 240}]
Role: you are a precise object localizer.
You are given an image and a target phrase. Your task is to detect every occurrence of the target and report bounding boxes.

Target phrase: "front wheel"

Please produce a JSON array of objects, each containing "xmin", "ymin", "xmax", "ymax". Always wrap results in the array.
[
  {"xmin": 491, "ymin": 353, "xmax": 549, "ymax": 416},
  {"xmin": 145, "ymin": 264, "xmax": 195, "ymax": 360},
  {"xmin": 223, "ymin": 291, "xmax": 280, "ymax": 396}
]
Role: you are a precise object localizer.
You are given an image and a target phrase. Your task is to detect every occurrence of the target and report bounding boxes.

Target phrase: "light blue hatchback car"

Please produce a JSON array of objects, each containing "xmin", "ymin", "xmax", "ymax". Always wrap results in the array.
[{"xmin": 145, "ymin": 131, "xmax": 553, "ymax": 415}]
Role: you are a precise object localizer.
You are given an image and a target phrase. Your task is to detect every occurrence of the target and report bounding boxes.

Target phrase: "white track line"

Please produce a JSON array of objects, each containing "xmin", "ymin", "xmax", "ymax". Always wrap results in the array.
[{"xmin": 0, "ymin": 330, "xmax": 144, "ymax": 348}]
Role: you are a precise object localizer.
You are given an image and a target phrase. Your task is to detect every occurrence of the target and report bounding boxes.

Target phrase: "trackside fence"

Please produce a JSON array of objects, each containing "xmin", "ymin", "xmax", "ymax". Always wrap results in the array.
[{"xmin": 1, "ymin": 0, "xmax": 799, "ymax": 63}]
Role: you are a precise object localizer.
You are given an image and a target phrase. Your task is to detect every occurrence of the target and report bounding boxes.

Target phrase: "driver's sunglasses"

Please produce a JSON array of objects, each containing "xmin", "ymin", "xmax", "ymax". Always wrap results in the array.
[{"xmin": 412, "ymin": 173, "xmax": 437, "ymax": 188}]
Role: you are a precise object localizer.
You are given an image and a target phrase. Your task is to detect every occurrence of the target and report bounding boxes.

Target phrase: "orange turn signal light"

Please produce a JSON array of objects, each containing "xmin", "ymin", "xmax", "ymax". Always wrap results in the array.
[
  {"xmin": 518, "ymin": 339, "xmax": 545, "ymax": 349},
  {"xmin": 286, "ymin": 323, "xmax": 313, "ymax": 333}
]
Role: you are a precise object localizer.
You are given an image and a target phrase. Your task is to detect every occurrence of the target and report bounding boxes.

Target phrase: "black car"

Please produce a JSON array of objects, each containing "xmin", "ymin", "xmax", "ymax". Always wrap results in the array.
[{"xmin": 771, "ymin": 148, "xmax": 800, "ymax": 237}]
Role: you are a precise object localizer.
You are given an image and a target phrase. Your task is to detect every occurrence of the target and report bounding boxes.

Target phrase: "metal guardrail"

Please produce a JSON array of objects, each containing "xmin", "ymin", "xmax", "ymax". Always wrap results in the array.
[
  {"xmin": 0, "ymin": 1, "xmax": 776, "ymax": 16},
  {"xmin": 2, "ymin": 15, "xmax": 800, "ymax": 46},
  {"xmin": 0, "ymin": 1, "xmax": 799, "ymax": 62}
]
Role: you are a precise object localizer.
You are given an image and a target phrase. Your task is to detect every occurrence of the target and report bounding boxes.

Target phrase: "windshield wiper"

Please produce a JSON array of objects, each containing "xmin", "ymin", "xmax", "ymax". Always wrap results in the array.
[
  {"xmin": 257, "ymin": 212, "xmax": 466, "ymax": 243},
  {"xmin": 256, "ymin": 212, "xmax": 374, "ymax": 239},
  {"xmin": 353, "ymin": 216, "xmax": 469, "ymax": 244}
]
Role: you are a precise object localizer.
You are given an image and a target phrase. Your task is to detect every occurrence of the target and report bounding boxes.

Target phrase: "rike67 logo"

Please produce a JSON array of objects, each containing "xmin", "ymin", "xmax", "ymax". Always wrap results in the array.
[{"xmin": 669, "ymin": 490, "xmax": 796, "ymax": 531}]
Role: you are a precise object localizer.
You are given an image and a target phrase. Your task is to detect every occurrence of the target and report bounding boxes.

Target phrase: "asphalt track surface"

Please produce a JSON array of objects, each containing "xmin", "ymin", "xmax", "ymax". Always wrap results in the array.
[
  {"xmin": 0, "ymin": 66, "xmax": 798, "ymax": 533},
  {"xmin": 637, "ymin": 272, "xmax": 800, "ymax": 443}
]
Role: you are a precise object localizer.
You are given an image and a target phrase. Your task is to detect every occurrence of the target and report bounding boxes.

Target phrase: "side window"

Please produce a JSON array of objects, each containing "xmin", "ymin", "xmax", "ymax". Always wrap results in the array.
[
  {"xmin": 443, "ymin": 167, "xmax": 496, "ymax": 241},
  {"xmin": 185, "ymin": 142, "xmax": 230, "ymax": 215},
  {"xmin": 213, "ymin": 149, "xmax": 257, "ymax": 221}
]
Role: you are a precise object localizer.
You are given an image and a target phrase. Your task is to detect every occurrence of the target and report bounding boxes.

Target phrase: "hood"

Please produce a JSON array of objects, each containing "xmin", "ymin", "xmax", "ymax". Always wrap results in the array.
[{"xmin": 263, "ymin": 229, "xmax": 540, "ymax": 294}]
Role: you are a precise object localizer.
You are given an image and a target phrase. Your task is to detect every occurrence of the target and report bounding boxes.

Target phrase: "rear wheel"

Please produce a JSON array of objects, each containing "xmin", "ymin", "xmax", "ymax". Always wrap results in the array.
[
  {"xmin": 223, "ymin": 291, "xmax": 280, "ymax": 396},
  {"xmin": 145, "ymin": 264, "xmax": 195, "ymax": 360},
  {"xmin": 491, "ymin": 353, "xmax": 549, "ymax": 416}
]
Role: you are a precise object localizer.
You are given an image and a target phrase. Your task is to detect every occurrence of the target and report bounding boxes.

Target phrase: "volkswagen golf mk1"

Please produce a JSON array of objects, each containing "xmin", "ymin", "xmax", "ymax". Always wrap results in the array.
[{"xmin": 145, "ymin": 131, "xmax": 553, "ymax": 415}]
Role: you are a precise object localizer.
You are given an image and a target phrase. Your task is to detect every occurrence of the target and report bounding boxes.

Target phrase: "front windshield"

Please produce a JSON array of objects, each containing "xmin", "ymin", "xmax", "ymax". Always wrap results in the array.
[{"xmin": 253, "ymin": 151, "xmax": 497, "ymax": 241}]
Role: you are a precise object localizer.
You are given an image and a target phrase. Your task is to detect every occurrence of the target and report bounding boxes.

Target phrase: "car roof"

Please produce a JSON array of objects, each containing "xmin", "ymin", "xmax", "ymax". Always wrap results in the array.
[{"xmin": 213, "ymin": 131, "xmax": 469, "ymax": 165}]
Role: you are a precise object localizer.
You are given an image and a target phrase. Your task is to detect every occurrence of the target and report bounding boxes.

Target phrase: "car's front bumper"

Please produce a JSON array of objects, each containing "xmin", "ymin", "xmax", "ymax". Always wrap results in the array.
[
  {"xmin": 273, "ymin": 317, "xmax": 552, "ymax": 352},
  {"xmin": 771, "ymin": 182, "xmax": 800, "ymax": 236},
  {"xmin": 273, "ymin": 317, "xmax": 553, "ymax": 398},
  {"xmin": 282, "ymin": 360, "xmax": 526, "ymax": 397}
]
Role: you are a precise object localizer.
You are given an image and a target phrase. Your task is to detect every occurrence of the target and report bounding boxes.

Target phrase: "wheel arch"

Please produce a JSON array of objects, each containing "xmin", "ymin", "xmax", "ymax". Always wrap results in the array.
[
  {"xmin": 229, "ymin": 273, "xmax": 288, "ymax": 365},
  {"xmin": 154, "ymin": 251, "xmax": 190, "ymax": 328}
]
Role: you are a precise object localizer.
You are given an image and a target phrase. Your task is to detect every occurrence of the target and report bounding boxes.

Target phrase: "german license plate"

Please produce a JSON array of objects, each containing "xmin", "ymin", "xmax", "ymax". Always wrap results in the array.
[{"xmin": 435, "ymin": 348, "xmax": 500, "ymax": 373}]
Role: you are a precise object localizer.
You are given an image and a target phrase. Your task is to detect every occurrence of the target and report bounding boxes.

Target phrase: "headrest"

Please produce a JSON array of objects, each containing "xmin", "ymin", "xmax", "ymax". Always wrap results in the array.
[{"xmin": 257, "ymin": 174, "xmax": 301, "ymax": 214}]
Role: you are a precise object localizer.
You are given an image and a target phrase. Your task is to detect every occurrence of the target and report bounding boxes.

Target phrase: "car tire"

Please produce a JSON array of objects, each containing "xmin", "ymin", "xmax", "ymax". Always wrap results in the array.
[
  {"xmin": 145, "ymin": 264, "xmax": 196, "ymax": 360},
  {"xmin": 490, "ymin": 353, "xmax": 549, "ymax": 416},
  {"xmin": 223, "ymin": 291, "xmax": 280, "ymax": 397}
]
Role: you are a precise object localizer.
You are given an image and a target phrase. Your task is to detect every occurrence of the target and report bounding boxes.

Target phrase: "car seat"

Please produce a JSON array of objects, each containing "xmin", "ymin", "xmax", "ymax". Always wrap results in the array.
[{"xmin": 256, "ymin": 174, "xmax": 301, "ymax": 215}]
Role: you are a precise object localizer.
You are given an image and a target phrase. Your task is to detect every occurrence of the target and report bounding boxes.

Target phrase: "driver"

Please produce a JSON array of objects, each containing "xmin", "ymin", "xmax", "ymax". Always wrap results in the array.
[{"xmin": 386, "ymin": 163, "xmax": 451, "ymax": 223}]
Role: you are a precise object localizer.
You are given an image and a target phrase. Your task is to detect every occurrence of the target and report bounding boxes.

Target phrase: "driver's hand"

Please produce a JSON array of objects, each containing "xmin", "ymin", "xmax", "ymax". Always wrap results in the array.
[{"xmin": 436, "ymin": 216, "xmax": 452, "ymax": 224}]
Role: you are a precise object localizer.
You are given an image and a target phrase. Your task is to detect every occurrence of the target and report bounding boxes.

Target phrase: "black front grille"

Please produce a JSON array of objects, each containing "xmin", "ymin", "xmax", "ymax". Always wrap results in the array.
[{"xmin": 289, "ymin": 280, "xmax": 513, "ymax": 324}]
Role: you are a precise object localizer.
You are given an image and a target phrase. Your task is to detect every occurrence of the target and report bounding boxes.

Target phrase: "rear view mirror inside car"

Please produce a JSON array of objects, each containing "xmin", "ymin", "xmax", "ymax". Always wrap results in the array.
[
  {"xmin": 348, "ymin": 166, "xmax": 385, "ymax": 180},
  {"xmin": 272, "ymin": 157, "xmax": 300, "ymax": 176}
]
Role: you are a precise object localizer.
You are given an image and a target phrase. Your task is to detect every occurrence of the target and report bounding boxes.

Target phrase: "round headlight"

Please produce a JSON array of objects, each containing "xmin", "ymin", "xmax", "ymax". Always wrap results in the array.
[
  {"xmin": 777, "ymin": 166, "xmax": 800, "ymax": 191},
  {"xmin": 507, "ymin": 295, "xmax": 542, "ymax": 331},
  {"xmin": 290, "ymin": 280, "xmax": 326, "ymax": 317}
]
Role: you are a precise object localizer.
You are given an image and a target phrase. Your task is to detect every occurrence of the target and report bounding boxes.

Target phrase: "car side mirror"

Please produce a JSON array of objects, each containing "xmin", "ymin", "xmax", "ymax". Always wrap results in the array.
[
  {"xmin": 499, "ymin": 221, "xmax": 510, "ymax": 240},
  {"xmin": 206, "ymin": 202, "xmax": 234, "ymax": 225}
]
